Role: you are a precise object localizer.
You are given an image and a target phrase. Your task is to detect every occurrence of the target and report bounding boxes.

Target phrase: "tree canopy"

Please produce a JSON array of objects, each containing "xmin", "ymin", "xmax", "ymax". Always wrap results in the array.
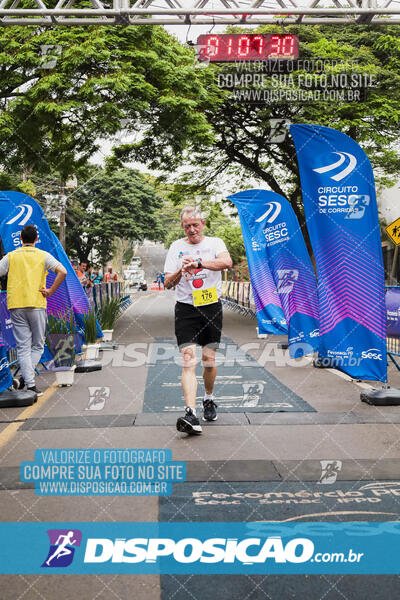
[
  {"xmin": 0, "ymin": 25, "xmax": 217, "ymax": 179},
  {"xmin": 65, "ymin": 168, "xmax": 164, "ymax": 264},
  {"xmin": 1, "ymin": 23, "xmax": 399, "ymax": 256},
  {"xmin": 151, "ymin": 25, "xmax": 400, "ymax": 227}
]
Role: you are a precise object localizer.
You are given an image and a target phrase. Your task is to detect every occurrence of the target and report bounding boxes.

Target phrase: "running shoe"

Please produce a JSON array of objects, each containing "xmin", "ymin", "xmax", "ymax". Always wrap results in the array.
[
  {"xmin": 176, "ymin": 408, "xmax": 202, "ymax": 435},
  {"xmin": 27, "ymin": 385, "xmax": 43, "ymax": 397},
  {"xmin": 202, "ymin": 397, "xmax": 218, "ymax": 421}
]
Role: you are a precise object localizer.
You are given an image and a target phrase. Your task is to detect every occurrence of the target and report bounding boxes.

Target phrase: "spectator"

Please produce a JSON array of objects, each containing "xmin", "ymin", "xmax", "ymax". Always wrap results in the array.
[
  {"xmin": 92, "ymin": 267, "xmax": 103, "ymax": 285},
  {"xmin": 85, "ymin": 263, "xmax": 94, "ymax": 289},
  {"xmin": 104, "ymin": 266, "xmax": 118, "ymax": 283},
  {"xmin": 0, "ymin": 224, "xmax": 67, "ymax": 396},
  {"xmin": 77, "ymin": 261, "xmax": 89, "ymax": 287}
]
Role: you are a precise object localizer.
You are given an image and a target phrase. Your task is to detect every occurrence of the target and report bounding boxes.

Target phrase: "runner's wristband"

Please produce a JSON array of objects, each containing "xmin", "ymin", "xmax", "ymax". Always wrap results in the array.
[{"xmin": 197, "ymin": 259, "xmax": 202, "ymax": 269}]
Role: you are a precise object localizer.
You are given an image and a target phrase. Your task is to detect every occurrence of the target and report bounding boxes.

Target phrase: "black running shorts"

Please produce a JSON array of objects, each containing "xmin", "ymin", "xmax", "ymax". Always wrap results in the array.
[{"xmin": 174, "ymin": 300, "xmax": 223, "ymax": 348}]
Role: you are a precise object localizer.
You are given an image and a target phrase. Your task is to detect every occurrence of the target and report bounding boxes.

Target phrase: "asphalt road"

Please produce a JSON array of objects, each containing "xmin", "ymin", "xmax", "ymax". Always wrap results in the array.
[{"xmin": 0, "ymin": 243, "xmax": 400, "ymax": 599}]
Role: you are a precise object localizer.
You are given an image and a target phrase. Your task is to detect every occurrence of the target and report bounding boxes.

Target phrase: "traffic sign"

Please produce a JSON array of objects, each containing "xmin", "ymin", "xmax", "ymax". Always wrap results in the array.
[{"xmin": 385, "ymin": 217, "xmax": 400, "ymax": 246}]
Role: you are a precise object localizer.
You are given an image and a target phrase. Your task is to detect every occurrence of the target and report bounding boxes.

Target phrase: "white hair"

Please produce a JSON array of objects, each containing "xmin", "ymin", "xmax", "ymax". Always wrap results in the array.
[{"xmin": 180, "ymin": 206, "xmax": 204, "ymax": 222}]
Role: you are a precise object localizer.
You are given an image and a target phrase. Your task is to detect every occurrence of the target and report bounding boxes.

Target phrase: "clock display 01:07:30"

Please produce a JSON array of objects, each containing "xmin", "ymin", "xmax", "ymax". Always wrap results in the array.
[{"xmin": 197, "ymin": 34, "xmax": 299, "ymax": 62}]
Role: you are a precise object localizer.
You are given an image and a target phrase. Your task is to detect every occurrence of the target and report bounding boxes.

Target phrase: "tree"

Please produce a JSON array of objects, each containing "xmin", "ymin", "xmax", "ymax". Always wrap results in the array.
[
  {"xmin": 0, "ymin": 25, "xmax": 217, "ymax": 178},
  {"xmin": 65, "ymin": 168, "xmax": 163, "ymax": 265}
]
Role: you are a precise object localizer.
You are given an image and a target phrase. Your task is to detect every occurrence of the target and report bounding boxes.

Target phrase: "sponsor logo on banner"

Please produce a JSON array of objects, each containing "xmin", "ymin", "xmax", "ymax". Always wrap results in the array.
[
  {"xmin": 251, "ymin": 237, "xmax": 262, "ymax": 251},
  {"xmin": 316, "ymin": 188, "xmax": 370, "ymax": 218},
  {"xmin": 255, "ymin": 202, "xmax": 282, "ymax": 224},
  {"xmin": 0, "ymin": 356, "xmax": 9, "ymax": 371},
  {"xmin": 361, "ymin": 348, "xmax": 383, "ymax": 361},
  {"xmin": 312, "ymin": 154, "xmax": 369, "ymax": 219},
  {"xmin": 261, "ymin": 318, "xmax": 287, "ymax": 326},
  {"xmin": 42, "ymin": 529, "xmax": 82, "ymax": 568},
  {"xmin": 6, "ymin": 203, "xmax": 33, "ymax": 226},
  {"xmin": 313, "ymin": 152, "xmax": 357, "ymax": 181},
  {"xmin": 327, "ymin": 347, "xmax": 354, "ymax": 361}
]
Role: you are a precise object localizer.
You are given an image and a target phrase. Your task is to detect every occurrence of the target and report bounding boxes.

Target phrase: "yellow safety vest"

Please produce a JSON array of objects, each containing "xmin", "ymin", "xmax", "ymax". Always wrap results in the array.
[{"xmin": 7, "ymin": 246, "xmax": 47, "ymax": 309}]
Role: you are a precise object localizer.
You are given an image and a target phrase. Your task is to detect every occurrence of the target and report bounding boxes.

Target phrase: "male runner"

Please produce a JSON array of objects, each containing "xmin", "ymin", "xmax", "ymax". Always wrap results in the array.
[{"xmin": 164, "ymin": 207, "xmax": 232, "ymax": 435}]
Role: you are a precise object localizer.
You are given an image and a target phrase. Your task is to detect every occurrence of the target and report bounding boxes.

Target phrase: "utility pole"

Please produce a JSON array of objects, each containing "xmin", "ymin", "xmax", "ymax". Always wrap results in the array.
[
  {"xmin": 59, "ymin": 175, "xmax": 77, "ymax": 250},
  {"xmin": 391, "ymin": 245, "xmax": 399, "ymax": 284},
  {"xmin": 59, "ymin": 185, "xmax": 66, "ymax": 249}
]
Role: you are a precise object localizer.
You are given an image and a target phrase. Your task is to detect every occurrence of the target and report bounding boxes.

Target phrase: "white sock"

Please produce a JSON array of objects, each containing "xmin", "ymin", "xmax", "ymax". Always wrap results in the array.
[
  {"xmin": 204, "ymin": 393, "xmax": 214, "ymax": 401},
  {"xmin": 186, "ymin": 407, "xmax": 196, "ymax": 416}
]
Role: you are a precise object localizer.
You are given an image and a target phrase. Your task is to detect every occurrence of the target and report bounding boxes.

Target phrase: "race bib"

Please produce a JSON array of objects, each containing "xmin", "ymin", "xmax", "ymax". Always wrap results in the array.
[{"xmin": 192, "ymin": 287, "xmax": 218, "ymax": 306}]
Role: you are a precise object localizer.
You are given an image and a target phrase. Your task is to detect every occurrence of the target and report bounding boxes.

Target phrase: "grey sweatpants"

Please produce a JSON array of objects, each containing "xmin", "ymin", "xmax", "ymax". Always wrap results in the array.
[{"xmin": 9, "ymin": 308, "xmax": 47, "ymax": 387}]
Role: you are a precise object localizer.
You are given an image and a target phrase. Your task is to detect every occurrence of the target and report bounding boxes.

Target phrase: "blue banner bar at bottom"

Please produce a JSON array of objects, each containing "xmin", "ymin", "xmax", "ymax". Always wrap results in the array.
[{"xmin": 0, "ymin": 522, "xmax": 399, "ymax": 574}]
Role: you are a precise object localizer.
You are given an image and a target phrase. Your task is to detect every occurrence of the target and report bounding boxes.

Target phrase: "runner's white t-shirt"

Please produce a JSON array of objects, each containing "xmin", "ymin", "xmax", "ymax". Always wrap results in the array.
[{"xmin": 164, "ymin": 236, "xmax": 228, "ymax": 305}]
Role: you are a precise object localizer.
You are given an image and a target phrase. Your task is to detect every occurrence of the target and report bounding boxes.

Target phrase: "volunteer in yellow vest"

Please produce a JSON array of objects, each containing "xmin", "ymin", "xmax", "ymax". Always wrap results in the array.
[
  {"xmin": 164, "ymin": 206, "xmax": 232, "ymax": 435},
  {"xmin": 0, "ymin": 224, "xmax": 67, "ymax": 396}
]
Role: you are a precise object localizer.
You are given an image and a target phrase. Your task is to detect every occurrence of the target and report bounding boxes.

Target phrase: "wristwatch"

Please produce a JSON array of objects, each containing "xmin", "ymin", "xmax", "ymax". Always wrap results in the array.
[{"xmin": 197, "ymin": 259, "xmax": 202, "ymax": 269}]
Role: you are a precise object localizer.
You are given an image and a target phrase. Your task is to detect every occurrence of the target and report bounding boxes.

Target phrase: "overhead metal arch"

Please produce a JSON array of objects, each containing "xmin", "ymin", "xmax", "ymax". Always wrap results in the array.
[{"xmin": 1, "ymin": 0, "xmax": 400, "ymax": 27}]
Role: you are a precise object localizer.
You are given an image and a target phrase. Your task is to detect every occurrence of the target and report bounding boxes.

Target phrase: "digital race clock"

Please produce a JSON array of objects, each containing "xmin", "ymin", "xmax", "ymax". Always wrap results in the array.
[{"xmin": 197, "ymin": 34, "xmax": 299, "ymax": 62}]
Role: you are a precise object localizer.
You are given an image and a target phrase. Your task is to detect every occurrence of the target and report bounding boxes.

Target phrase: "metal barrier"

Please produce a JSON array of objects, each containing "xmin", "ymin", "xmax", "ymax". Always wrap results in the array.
[
  {"xmin": 1, "ymin": 281, "xmax": 131, "ymax": 377},
  {"xmin": 89, "ymin": 281, "xmax": 124, "ymax": 311},
  {"xmin": 387, "ymin": 337, "xmax": 400, "ymax": 371},
  {"xmin": 221, "ymin": 280, "xmax": 256, "ymax": 318},
  {"xmin": 385, "ymin": 286, "xmax": 400, "ymax": 370}
]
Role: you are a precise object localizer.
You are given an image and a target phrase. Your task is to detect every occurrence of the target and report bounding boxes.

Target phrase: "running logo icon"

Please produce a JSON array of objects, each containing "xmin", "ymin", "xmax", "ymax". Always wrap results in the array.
[
  {"xmin": 345, "ymin": 194, "xmax": 370, "ymax": 220},
  {"xmin": 241, "ymin": 383, "xmax": 264, "ymax": 407},
  {"xmin": 275, "ymin": 269, "xmax": 299, "ymax": 294},
  {"xmin": 41, "ymin": 529, "xmax": 82, "ymax": 568},
  {"xmin": 318, "ymin": 460, "xmax": 342, "ymax": 485},
  {"xmin": 86, "ymin": 386, "xmax": 110, "ymax": 411},
  {"xmin": 313, "ymin": 152, "xmax": 357, "ymax": 182}
]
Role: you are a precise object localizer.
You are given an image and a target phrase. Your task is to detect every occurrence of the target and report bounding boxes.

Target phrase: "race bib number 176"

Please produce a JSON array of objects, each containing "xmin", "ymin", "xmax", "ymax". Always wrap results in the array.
[{"xmin": 192, "ymin": 287, "xmax": 218, "ymax": 306}]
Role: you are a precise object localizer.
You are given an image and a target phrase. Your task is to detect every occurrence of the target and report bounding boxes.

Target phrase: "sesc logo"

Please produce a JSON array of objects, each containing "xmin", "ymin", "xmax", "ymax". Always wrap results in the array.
[
  {"xmin": 0, "ymin": 356, "xmax": 9, "ymax": 372},
  {"xmin": 313, "ymin": 152, "xmax": 357, "ymax": 182},
  {"xmin": 84, "ymin": 536, "xmax": 315, "ymax": 565},
  {"xmin": 6, "ymin": 204, "xmax": 33, "ymax": 226},
  {"xmin": 255, "ymin": 202, "xmax": 281, "ymax": 224},
  {"xmin": 310, "ymin": 329, "xmax": 320, "ymax": 338},
  {"xmin": 361, "ymin": 348, "xmax": 383, "ymax": 361}
]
